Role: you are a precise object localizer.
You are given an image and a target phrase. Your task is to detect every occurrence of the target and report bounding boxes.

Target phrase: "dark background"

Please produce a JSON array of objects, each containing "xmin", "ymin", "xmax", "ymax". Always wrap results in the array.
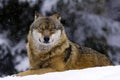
[{"xmin": 0, "ymin": 0, "xmax": 120, "ymax": 77}]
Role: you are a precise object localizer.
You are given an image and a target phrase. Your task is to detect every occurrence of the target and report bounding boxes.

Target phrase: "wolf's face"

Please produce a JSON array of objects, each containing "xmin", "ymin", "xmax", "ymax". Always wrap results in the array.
[
  {"xmin": 30, "ymin": 12, "xmax": 63, "ymax": 51},
  {"xmin": 32, "ymin": 24, "xmax": 62, "ymax": 47}
]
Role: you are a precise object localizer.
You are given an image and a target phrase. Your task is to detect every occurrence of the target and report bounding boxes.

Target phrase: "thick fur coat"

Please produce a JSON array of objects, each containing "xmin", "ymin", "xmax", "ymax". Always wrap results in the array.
[{"xmin": 17, "ymin": 12, "xmax": 111, "ymax": 76}]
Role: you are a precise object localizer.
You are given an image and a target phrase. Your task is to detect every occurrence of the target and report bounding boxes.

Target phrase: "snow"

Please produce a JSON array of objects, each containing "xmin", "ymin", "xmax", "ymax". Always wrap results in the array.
[
  {"xmin": 19, "ymin": 0, "xmax": 38, "ymax": 7},
  {"xmin": 107, "ymin": 35, "xmax": 120, "ymax": 47},
  {"xmin": 0, "ymin": 66, "xmax": 120, "ymax": 80},
  {"xmin": 11, "ymin": 39, "xmax": 26, "ymax": 55},
  {"xmin": 15, "ymin": 57, "xmax": 29, "ymax": 72},
  {"xmin": 106, "ymin": 0, "xmax": 120, "ymax": 20},
  {"xmin": 0, "ymin": 31, "xmax": 29, "ymax": 72},
  {"xmin": 41, "ymin": 0, "xmax": 58, "ymax": 15},
  {"xmin": 1, "ymin": 0, "xmax": 120, "ymax": 76},
  {"xmin": 0, "ymin": 0, "xmax": 9, "ymax": 8},
  {"xmin": 12, "ymin": 39, "xmax": 29, "ymax": 71}
]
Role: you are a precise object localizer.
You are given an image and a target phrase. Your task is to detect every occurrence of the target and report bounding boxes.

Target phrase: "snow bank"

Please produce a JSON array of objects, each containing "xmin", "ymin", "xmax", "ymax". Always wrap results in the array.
[{"xmin": 1, "ymin": 66, "xmax": 120, "ymax": 80}]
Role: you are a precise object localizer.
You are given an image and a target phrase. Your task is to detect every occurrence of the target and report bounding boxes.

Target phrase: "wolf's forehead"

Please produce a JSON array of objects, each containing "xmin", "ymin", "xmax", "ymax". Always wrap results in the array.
[
  {"xmin": 32, "ymin": 17, "xmax": 62, "ymax": 30},
  {"xmin": 38, "ymin": 18, "xmax": 57, "ymax": 29}
]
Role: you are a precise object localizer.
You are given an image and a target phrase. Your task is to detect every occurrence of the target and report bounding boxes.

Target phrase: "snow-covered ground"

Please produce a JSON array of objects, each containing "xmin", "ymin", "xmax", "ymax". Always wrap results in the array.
[{"xmin": 0, "ymin": 66, "xmax": 120, "ymax": 80}]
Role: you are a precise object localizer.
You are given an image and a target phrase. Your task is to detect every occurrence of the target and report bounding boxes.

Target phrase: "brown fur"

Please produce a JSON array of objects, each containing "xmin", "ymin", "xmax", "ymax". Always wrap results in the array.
[{"xmin": 17, "ymin": 12, "xmax": 112, "ymax": 76}]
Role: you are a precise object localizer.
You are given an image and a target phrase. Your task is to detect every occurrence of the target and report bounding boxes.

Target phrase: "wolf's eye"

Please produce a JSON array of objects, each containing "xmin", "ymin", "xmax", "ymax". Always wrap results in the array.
[
  {"xmin": 51, "ymin": 29, "xmax": 56, "ymax": 33},
  {"xmin": 38, "ymin": 28, "xmax": 43, "ymax": 32}
]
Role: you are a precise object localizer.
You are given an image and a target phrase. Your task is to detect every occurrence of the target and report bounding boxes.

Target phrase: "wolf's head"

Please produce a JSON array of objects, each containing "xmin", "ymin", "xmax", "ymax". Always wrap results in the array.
[{"xmin": 30, "ymin": 12, "xmax": 66, "ymax": 52}]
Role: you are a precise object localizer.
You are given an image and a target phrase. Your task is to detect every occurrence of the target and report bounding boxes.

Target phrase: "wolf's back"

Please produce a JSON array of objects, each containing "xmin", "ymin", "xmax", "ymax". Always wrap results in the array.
[{"xmin": 65, "ymin": 42, "xmax": 112, "ymax": 69}]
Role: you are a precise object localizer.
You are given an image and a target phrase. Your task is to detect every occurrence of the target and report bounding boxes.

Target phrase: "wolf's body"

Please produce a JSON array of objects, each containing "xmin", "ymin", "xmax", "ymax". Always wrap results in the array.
[{"xmin": 17, "ymin": 12, "xmax": 111, "ymax": 76}]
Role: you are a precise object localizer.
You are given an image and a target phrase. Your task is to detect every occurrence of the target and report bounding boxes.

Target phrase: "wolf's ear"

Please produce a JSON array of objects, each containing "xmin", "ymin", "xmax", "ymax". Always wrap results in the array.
[
  {"xmin": 52, "ymin": 13, "xmax": 61, "ymax": 21},
  {"xmin": 34, "ymin": 11, "xmax": 42, "ymax": 20}
]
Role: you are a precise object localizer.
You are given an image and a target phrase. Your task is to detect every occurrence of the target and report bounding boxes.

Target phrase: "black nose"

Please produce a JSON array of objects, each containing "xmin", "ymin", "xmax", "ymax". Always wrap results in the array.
[{"xmin": 44, "ymin": 36, "xmax": 50, "ymax": 43}]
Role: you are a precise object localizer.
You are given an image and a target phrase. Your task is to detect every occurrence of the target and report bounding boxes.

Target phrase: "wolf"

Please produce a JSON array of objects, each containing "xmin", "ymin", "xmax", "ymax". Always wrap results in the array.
[{"xmin": 17, "ymin": 12, "xmax": 111, "ymax": 76}]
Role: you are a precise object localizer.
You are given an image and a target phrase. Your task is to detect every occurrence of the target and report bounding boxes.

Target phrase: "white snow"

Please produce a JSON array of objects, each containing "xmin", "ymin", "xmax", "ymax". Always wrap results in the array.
[
  {"xmin": 15, "ymin": 57, "xmax": 29, "ymax": 72},
  {"xmin": 11, "ymin": 39, "xmax": 26, "ymax": 55},
  {"xmin": 11, "ymin": 39, "xmax": 29, "ymax": 71},
  {"xmin": 41, "ymin": 0, "xmax": 58, "ymax": 15},
  {"xmin": 0, "ymin": 66, "xmax": 120, "ymax": 80},
  {"xmin": 0, "ymin": 31, "xmax": 29, "ymax": 72},
  {"xmin": 19, "ymin": 0, "xmax": 38, "ymax": 7}
]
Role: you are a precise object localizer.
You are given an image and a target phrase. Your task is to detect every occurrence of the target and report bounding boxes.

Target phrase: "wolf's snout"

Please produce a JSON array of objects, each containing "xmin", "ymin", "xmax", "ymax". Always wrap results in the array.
[{"xmin": 44, "ymin": 36, "xmax": 50, "ymax": 43}]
